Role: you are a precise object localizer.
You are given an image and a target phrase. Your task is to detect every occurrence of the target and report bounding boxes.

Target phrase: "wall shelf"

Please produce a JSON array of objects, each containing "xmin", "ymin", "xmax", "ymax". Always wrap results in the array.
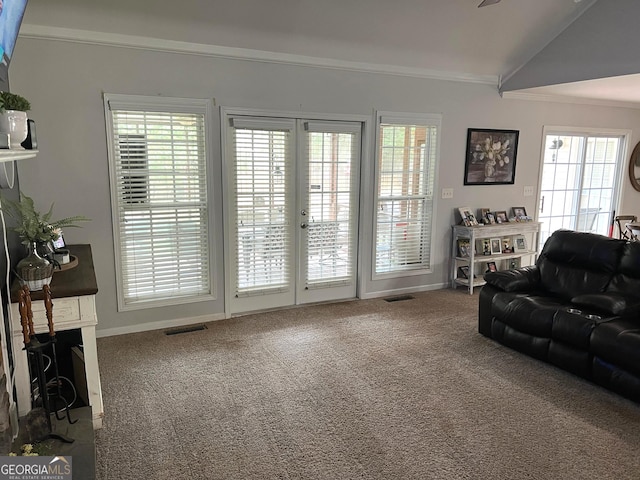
[{"xmin": 0, "ymin": 149, "xmax": 38, "ymax": 163}]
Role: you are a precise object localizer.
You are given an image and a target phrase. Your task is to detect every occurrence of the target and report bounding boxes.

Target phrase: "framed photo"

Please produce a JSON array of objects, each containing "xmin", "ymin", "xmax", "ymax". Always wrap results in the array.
[
  {"xmin": 512, "ymin": 207, "xmax": 527, "ymax": 219},
  {"xmin": 487, "ymin": 261, "xmax": 497, "ymax": 272},
  {"xmin": 457, "ymin": 238, "xmax": 471, "ymax": 257},
  {"xmin": 486, "ymin": 212, "xmax": 495, "ymax": 224},
  {"xmin": 514, "ymin": 235, "xmax": 528, "ymax": 252},
  {"xmin": 480, "ymin": 238, "xmax": 491, "ymax": 255},
  {"xmin": 457, "ymin": 207, "xmax": 478, "ymax": 226},
  {"xmin": 478, "ymin": 208, "xmax": 491, "ymax": 224},
  {"xmin": 464, "ymin": 128, "xmax": 519, "ymax": 185},
  {"xmin": 458, "ymin": 265, "xmax": 470, "ymax": 279},
  {"xmin": 494, "ymin": 211, "xmax": 508, "ymax": 224},
  {"xmin": 502, "ymin": 237, "xmax": 512, "ymax": 253},
  {"xmin": 490, "ymin": 238, "xmax": 502, "ymax": 255}
]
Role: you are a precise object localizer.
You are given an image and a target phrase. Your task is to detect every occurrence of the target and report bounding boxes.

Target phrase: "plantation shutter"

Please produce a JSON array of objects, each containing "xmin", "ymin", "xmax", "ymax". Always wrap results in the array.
[
  {"xmin": 375, "ymin": 114, "xmax": 440, "ymax": 275},
  {"xmin": 105, "ymin": 95, "xmax": 211, "ymax": 308}
]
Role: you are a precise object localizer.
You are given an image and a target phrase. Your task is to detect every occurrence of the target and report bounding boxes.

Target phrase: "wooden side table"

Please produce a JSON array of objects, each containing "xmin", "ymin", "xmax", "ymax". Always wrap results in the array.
[{"xmin": 10, "ymin": 245, "xmax": 104, "ymax": 429}]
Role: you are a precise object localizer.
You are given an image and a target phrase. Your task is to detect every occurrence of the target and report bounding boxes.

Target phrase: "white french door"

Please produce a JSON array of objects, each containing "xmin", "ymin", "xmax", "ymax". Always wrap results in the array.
[
  {"xmin": 539, "ymin": 130, "xmax": 625, "ymax": 247},
  {"xmin": 226, "ymin": 116, "xmax": 361, "ymax": 314}
]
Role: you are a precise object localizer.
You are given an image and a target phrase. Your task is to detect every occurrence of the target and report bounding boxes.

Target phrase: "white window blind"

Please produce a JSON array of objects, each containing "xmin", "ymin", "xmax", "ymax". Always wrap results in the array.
[
  {"xmin": 231, "ymin": 119, "xmax": 293, "ymax": 296},
  {"xmin": 375, "ymin": 115, "xmax": 439, "ymax": 275},
  {"xmin": 106, "ymin": 96, "xmax": 211, "ymax": 308}
]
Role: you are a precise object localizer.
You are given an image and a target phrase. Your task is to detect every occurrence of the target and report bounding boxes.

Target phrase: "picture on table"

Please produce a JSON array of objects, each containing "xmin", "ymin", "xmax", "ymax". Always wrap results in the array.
[
  {"xmin": 512, "ymin": 206, "xmax": 527, "ymax": 219},
  {"xmin": 458, "ymin": 265, "xmax": 470, "ymax": 279},
  {"xmin": 514, "ymin": 235, "xmax": 527, "ymax": 252},
  {"xmin": 457, "ymin": 238, "xmax": 471, "ymax": 257},
  {"xmin": 490, "ymin": 238, "xmax": 502, "ymax": 254},
  {"xmin": 458, "ymin": 207, "xmax": 479, "ymax": 226},
  {"xmin": 494, "ymin": 211, "xmax": 508, "ymax": 224},
  {"xmin": 487, "ymin": 261, "xmax": 497, "ymax": 272}
]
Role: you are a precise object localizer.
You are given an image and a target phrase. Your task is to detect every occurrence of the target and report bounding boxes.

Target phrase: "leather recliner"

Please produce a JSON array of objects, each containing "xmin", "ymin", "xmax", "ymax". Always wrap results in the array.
[{"xmin": 479, "ymin": 229, "xmax": 640, "ymax": 402}]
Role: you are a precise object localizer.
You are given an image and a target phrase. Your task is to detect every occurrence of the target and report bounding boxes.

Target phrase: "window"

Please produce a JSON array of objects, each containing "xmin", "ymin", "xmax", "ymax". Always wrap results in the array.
[
  {"xmin": 539, "ymin": 129, "xmax": 626, "ymax": 247},
  {"xmin": 374, "ymin": 113, "xmax": 440, "ymax": 276},
  {"xmin": 105, "ymin": 94, "xmax": 213, "ymax": 309}
]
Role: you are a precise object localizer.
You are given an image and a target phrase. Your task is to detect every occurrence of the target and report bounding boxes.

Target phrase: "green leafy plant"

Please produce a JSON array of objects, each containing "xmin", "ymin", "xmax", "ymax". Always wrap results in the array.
[
  {"xmin": 0, "ymin": 91, "xmax": 31, "ymax": 112},
  {"xmin": 2, "ymin": 192, "xmax": 89, "ymax": 245}
]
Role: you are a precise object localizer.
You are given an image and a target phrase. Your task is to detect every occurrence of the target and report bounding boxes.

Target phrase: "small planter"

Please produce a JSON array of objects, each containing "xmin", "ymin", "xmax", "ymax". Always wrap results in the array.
[{"xmin": 0, "ymin": 110, "xmax": 28, "ymax": 149}]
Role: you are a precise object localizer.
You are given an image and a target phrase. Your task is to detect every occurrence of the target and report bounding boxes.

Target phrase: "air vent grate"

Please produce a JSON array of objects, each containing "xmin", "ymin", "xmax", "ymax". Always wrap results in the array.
[
  {"xmin": 384, "ymin": 295, "xmax": 415, "ymax": 303},
  {"xmin": 165, "ymin": 324, "xmax": 207, "ymax": 336}
]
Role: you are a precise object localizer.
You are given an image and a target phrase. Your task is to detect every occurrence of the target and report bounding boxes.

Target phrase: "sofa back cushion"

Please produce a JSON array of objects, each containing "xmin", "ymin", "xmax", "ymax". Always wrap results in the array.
[
  {"xmin": 537, "ymin": 230, "xmax": 625, "ymax": 301},
  {"xmin": 607, "ymin": 241, "xmax": 640, "ymax": 296}
]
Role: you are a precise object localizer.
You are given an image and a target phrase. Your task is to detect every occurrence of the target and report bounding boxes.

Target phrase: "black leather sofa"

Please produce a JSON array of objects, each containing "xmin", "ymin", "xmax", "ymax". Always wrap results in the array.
[{"xmin": 479, "ymin": 229, "xmax": 640, "ymax": 402}]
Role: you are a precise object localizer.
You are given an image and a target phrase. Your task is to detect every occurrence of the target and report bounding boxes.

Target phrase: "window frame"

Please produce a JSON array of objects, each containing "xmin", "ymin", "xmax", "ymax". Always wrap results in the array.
[
  {"xmin": 372, "ymin": 111, "xmax": 441, "ymax": 280},
  {"xmin": 104, "ymin": 93, "xmax": 216, "ymax": 311}
]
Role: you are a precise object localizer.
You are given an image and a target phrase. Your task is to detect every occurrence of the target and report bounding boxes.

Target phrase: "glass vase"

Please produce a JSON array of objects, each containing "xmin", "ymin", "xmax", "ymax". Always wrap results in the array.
[{"xmin": 16, "ymin": 241, "xmax": 54, "ymax": 291}]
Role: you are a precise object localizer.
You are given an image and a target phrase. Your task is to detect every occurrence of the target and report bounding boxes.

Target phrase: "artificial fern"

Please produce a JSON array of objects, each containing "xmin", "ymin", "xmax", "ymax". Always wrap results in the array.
[{"xmin": 1, "ymin": 192, "xmax": 89, "ymax": 245}]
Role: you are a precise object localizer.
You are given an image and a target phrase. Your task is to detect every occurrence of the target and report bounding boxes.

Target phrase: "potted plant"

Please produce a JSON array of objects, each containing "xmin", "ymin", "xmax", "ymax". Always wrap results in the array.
[
  {"xmin": 0, "ymin": 91, "xmax": 31, "ymax": 149},
  {"xmin": 2, "ymin": 192, "xmax": 89, "ymax": 290}
]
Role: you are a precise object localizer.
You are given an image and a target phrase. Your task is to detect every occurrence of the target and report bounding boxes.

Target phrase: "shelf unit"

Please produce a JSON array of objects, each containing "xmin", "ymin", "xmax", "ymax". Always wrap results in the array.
[
  {"xmin": 0, "ymin": 149, "xmax": 38, "ymax": 189},
  {"xmin": 451, "ymin": 222, "xmax": 541, "ymax": 294},
  {"xmin": 0, "ymin": 149, "xmax": 38, "ymax": 163}
]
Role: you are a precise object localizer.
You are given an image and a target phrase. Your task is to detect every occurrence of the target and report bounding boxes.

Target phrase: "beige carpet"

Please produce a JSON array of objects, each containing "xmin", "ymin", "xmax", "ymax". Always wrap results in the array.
[{"xmin": 95, "ymin": 289, "xmax": 640, "ymax": 479}]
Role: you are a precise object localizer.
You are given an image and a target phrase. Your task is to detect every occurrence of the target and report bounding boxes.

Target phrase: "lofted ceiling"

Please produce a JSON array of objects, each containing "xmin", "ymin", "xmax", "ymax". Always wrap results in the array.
[{"xmin": 23, "ymin": 0, "xmax": 633, "ymax": 103}]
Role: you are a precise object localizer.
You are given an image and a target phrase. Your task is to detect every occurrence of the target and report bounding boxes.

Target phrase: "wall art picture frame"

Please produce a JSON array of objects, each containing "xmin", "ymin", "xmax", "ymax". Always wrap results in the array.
[
  {"xmin": 512, "ymin": 206, "xmax": 527, "ymax": 219},
  {"xmin": 464, "ymin": 128, "xmax": 519, "ymax": 185}
]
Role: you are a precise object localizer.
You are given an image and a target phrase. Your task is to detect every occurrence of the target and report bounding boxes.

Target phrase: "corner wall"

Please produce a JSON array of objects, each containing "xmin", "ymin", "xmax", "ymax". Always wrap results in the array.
[{"xmin": 8, "ymin": 35, "xmax": 640, "ymax": 333}]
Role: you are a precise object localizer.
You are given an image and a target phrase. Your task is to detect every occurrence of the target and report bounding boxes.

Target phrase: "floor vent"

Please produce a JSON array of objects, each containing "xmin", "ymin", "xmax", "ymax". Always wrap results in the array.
[
  {"xmin": 384, "ymin": 295, "xmax": 415, "ymax": 303},
  {"xmin": 165, "ymin": 324, "xmax": 207, "ymax": 336}
]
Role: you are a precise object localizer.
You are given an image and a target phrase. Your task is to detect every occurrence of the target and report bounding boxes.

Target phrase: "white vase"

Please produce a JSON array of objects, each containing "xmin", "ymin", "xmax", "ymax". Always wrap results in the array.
[{"xmin": 0, "ymin": 110, "xmax": 28, "ymax": 149}]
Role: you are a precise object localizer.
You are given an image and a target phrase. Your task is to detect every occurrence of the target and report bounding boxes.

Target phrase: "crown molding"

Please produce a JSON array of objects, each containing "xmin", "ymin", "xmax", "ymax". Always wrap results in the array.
[
  {"xmin": 501, "ymin": 90, "xmax": 640, "ymax": 110},
  {"xmin": 20, "ymin": 24, "xmax": 498, "ymax": 86}
]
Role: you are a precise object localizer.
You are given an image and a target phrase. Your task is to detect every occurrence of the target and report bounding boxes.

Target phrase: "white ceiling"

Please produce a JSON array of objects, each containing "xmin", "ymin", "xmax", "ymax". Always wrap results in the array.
[{"xmin": 24, "ymin": 0, "xmax": 634, "ymax": 104}]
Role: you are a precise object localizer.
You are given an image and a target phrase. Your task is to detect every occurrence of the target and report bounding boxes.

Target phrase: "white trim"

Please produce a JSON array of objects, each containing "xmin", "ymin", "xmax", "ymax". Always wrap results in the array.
[
  {"xmin": 501, "ymin": 91, "xmax": 640, "ymax": 110},
  {"xmin": 96, "ymin": 313, "xmax": 226, "ymax": 338},
  {"xmin": 20, "ymin": 23, "xmax": 497, "ymax": 85},
  {"xmin": 359, "ymin": 283, "xmax": 449, "ymax": 300}
]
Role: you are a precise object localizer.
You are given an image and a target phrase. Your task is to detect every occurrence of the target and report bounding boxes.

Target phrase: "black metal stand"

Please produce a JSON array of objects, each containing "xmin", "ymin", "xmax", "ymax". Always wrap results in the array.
[{"xmin": 25, "ymin": 337, "xmax": 75, "ymax": 443}]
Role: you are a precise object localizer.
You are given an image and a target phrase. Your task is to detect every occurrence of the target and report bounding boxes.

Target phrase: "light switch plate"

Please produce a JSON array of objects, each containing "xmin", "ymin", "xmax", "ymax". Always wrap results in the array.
[
  {"xmin": 523, "ymin": 185, "xmax": 534, "ymax": 197},
  {"xmin": 442, "ymin": 188, "xmax": 454, "ymax": 199}
]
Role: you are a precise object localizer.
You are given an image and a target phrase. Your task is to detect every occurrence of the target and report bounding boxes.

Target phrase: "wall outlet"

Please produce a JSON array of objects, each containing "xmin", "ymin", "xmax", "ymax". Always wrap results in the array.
[
  {"xmin": 442, "ymin": 188, "xmax": 454, "ymax": 199},
  {"xmin": 523, "ymin": 185, "xmax": 534, "ymax": 197}
]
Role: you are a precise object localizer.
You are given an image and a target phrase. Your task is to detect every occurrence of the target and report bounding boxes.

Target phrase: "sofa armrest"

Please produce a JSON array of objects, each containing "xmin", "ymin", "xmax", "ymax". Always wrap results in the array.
[
  {"xmin": 571, "ymin": 293, "xmax": 640, "ymax": 317},
  {"xmin": 483, "ymin": 266, "xmax": 541, "ymax": 292}
]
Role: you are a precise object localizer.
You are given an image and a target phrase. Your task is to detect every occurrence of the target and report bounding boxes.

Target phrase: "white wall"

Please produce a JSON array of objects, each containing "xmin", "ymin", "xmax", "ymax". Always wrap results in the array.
[{"xmin": 8, "ymin": 36, "xmax": 640, "ymax": 334}]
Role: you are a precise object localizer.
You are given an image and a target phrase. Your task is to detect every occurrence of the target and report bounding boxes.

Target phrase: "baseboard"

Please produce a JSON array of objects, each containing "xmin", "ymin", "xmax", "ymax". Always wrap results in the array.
[
  {"xmin": 96, "ymin": 313, "xmax": 226, "ymax": 338},
  {"xmin": 359, "ymin": 282, "xmax": 449, "ymax": 300}
]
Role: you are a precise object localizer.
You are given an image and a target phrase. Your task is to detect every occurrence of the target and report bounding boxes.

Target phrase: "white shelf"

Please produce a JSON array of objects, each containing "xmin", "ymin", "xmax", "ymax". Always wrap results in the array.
[
  {"xmin": 456, "ymin": 250, "xmax": 537, "ymax": 263},
  {"xmin": 0, "ymin": 149, "xmax": 38, "ymax": 163}
]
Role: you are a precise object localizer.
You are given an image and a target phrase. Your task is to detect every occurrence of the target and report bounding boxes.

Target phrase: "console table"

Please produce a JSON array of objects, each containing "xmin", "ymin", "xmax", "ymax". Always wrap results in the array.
[{"xmin": 10, "ymin": 244, "xmax": 104, "ymax": 429}]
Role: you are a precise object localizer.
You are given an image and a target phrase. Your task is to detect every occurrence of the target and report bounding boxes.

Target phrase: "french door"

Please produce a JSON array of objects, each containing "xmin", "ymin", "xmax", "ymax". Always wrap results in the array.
[
  {"xmin": 226, "ymin": 116, "xmax": 361, "ymax": 314},
  {"xmin": 539, "ymin": 130, "xmax": 625, "ymax": 247}
]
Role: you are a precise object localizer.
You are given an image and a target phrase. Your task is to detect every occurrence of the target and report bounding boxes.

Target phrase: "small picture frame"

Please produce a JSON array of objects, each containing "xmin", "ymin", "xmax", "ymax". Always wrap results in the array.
[
  {"xmin": 490, "ymin": 238, "xmax": 502, "ymax": 255},
  {"xmin": 480, "ymin": 238, "xmax": 491, "ymax": 255},
  {"xmin": 486, "ymin": 212, "xmax": 495, "ymax": 224},
  {"xmin": 512, "ymin": 207, "xmax": 527, "ymax": 219},
  {"xmin": 478, "ymin": 208, "xmax": 491, "ymax": 225},
  {"xmin": 502, "ymin": 237, "xmax": 512, "ymax": 253},
  {"xmin": 487, "ymin": 261, "xmax": 497, "ymax": 272},
  {"xmin": 458, "ymin": 207, "xmax": 478, "ymax": 226},
  {"xmin": 458, "ymin": 265, "xmax": 470, "ymax": 279},
  {"xmin": 494, "ymin": 211, "xmax": 508, "ymax": 224},
  {"xmin": 514, "ymin": 235, "xmax": 528, "ymax": 252},
  {"xmin": 457, "ymin": 238, "xmax": 471, "ymax": 257}
]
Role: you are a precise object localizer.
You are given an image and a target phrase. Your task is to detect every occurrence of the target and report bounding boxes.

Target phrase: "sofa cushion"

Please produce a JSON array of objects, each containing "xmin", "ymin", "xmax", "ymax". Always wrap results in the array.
[
  {"xmin": 590, "ymin": 319, "xmax": 640, "ymax": 377},
  {"xmin": 551, "ymin": 308, "xmax": 613, "ymax": 349},
  {"xmin": 607, "ymin": 241, "xmax": 640, "ymax": 297},
  {"xmin": 571, "ymin": 293, "xmax": 640, "ymax": 317},
  {"xmin": 537, "ymin": 230, "xmax": 625, "ymax": 301},
  {"xmin": 491, "ymin": 293, "xmax": 565, "ymax": 337},
  {"xmin": 484, "ymin": 266, "xmax": 540, "ymax": 292}
]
